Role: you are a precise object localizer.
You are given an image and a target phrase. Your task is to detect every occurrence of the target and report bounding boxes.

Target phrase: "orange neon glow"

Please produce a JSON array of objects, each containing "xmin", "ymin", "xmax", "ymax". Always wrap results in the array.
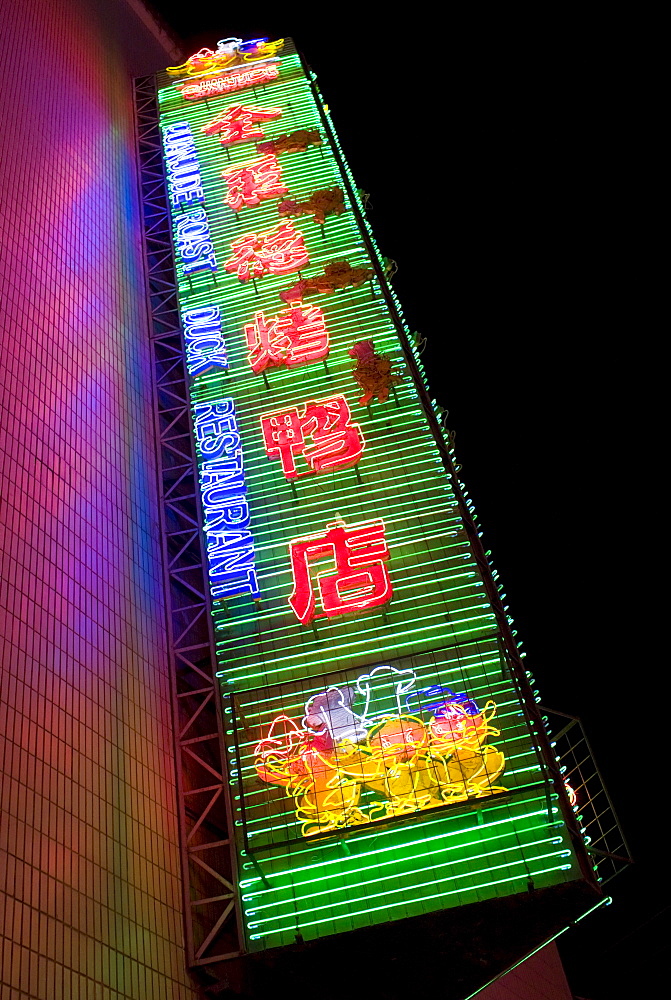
[
  {"xmin": 349, "ymin": 340, "xmax": 403, "ymax": 405},
  {"xmin": 257, "ymin": 129, "xmax": 322, "ymax": 156},
  {"xmin": 224, "ymin": 222, "xmax": 309, "ymax": 282},
  {"xmin": 288, "ymin": 517, "xmax": 391, "ymax": 624},
  {"xmin": 167, "ymin": 37, "xmax": 284, "ymax": 77},
  {"xmin": 202, "ymin": 104, "xmax": 282, "ymax": 146},
  {"xmin": 261, "ymin": 396, "xmax": 365, "ymax": 480},
  {"xmin": 279, "ymin": 260, "xmax": 374, "ymax": 303},
  {"xmin": 278, "ymin": 186, "xmax": 346, "ymax": 225},
  {"xmin": 221, "ymin": 154, "xmax": 288, "ymax": 212},
  {"xmin": 367, "ymin": 717, "xmax": 427, "ymax": 761},
  {"xmin": 244, "ymin": 301, "xmax": 329, "ymax": 373},
  {"xmin": 253, "ymin": 673, "xmax": 506, "ymax": 837}
]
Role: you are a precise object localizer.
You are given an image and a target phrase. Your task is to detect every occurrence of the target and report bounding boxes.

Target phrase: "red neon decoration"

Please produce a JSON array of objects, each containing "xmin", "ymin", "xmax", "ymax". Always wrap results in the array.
[
  {"xmin": 221, "ymin": 154, "xmax": 288, "ymax": 212},
  {"xmin": 179, "ymin": 64, "xmax": 279, "ymax": 102},
  {"xmin": 288, "ymin": 518, "xmax": 392, "ymax": 624},
  {"xmin": 225, "ymin": 222, "xmax": 309, "ymax": 282},
  {"xmin": 261, "ymin": 396, "xmax": 365, "ymax": 480},
  {"xmin": 202, "ymin": 104, "xmax": 282, "ymax": 147},
  {"xmin": 244, "ymin": 301, "xmax": 329, "ymax": 373}
]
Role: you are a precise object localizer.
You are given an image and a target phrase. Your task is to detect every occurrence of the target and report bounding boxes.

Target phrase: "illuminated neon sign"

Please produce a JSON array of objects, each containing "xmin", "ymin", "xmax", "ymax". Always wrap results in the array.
[
  {"xmin": 202, "ymin": 105, "xmax": 283, "ymax": 147},
  {"xmin": 254, "ymin": 664, "xmax": 506, "ymax": 837},
  {"xmin": 182, "ymin": 304, "xmax": 228, "ymax": 376},
  {"xmin": 179, "ymin": 64, "xmax": 280, "ymax": 102},
  {"xmin": 221, "ymin": 154, "xmax": 288, "ymax": 212},
  {"xmin": 155, "ymin": 37, "xmax": 584, "ymax": 953},
  {"xmin": 244, "ymin": 301, "xmax": 329, "ymax": 372},
  {"xmin": 225, "ymin": 221, "xmax": 309, "ymax": 282},
  {"xmin": 261, "ymin": 395, "xmax": 365, "ymax": 479},
  {"xmin": 194, "ymin": 399, "xmax": 259, "ymax": 599},
  {"xmin": 288, "ymin": 517, "xmax": 391, "ymax": 624},
  {"xmin": 161, "ymin": 121, "xmax": 204, "ymax": 207},
  {"xmin": 175, "ymin": 208, "xmax": 217, "ymax": 275}
]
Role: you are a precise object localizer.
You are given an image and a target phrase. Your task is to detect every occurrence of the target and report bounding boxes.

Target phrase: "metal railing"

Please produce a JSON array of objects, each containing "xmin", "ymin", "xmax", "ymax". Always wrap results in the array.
[{"xmin": 541, "ymin": 706, "xmax": 632, "ymax": 885}]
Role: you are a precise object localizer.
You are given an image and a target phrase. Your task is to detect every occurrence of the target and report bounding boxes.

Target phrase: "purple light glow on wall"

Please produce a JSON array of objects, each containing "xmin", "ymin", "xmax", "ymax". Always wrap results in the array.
[{"xmin": 0, "ymin": 1, "xmax": 201, "ymax": 996}]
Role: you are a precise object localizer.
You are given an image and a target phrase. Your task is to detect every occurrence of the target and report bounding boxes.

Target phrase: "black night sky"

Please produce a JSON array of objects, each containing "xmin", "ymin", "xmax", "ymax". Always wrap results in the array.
[{"xmin": 148, "ymin": 7, "xmax": 659, "ymax": 996}]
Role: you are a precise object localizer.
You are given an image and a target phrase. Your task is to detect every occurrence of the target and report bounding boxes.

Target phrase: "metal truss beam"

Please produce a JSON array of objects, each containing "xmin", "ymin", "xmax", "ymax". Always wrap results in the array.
[{"xmin": 133, "ymin": 74, "xmax": 242, "ymax": 967}]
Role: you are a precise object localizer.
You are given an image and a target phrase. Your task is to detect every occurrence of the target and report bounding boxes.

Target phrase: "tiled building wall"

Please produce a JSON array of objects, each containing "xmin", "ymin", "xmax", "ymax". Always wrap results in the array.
[
  {"xmin": 0, "ymin": 1, "xmax": 202, "ymax": 996},
  {"xmin": 477, "ymin": 944, "xmax": 573, "ymax": 1000}
]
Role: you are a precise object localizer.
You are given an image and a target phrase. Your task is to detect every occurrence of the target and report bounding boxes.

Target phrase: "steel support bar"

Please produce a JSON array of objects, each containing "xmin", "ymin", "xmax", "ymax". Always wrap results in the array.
[{"xmin": 133, "ymin": 73, "xmax": 242, "ymax": 966}]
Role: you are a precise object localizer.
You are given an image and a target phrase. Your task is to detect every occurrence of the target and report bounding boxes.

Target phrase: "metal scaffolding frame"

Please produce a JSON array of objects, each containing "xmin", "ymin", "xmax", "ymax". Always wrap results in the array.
[
  {"xmin": 133, "ymin": 73, "xmax": 242, "ymax": 967},
  {"xmin": 541, "ymin": 706, "xmax": 633, "ymax": 885}
]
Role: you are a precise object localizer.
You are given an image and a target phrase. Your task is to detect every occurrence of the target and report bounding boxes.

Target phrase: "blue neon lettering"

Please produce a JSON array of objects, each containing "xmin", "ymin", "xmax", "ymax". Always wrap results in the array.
[
  {"xmin": 201, "ymin": 481, "xmax": 247, "ymax": 509},
  {"xmin": 181, "ymin": 239, "xmax": 213, "ymax": 261},
  {"xmin": 182, "ymin": 305, "xmax": 228, "ymax": 376},
  {"xmin": 195, "ymin": 400, "xmax": 235, "ymax": 420},
  {"xmin": 205, "ymin": 503, "xmax": 250, "ymax": 531},
  {"xmin": 183, "ymin": 249, "xmax": 217, "ymax": 275},
  {"xmin": 209, "ymin": 544, "xmax": 256, "ymax": 579},
  {"xmin": 201, "ymin": 432, "xmax": 241, "ymax": 458},
  {"xmin": 200, "ymin": 456, "xmax": 244, "ymax": 479},
  {"xmin": 177, "ymin": 210, "xmax": 208, "ymax": 238},
  {"xmin": 196, "ymin": 416, "xmax": 236, "ymax": 439},
  {"xmin": 175, "ymin": 209, "xmax": 217, "ymax": 274},
  {"xmin": 170, "ymin": 158, "xmax": 200, "ymax": 176},
  {"xmin": 194, "ymin": 399, "xmax": 259, "ymax": 599},
  {"xmin": 210, "ymin": 569, "xmax": 259, "ymax": 601},
  {"xmin": 162, "ymin": 122, "xmax": 205, "ymax": 206},
  {"xmin": 200, "ymin": 457, "xmax": 245, "ymax": 493}
]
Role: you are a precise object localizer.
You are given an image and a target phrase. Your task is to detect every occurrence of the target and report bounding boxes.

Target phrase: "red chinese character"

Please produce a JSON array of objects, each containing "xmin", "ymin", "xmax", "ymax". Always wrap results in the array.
[
  {"xmin": 202, "ymin": 104, "xmax": 282, "ymax": 146},
  {"xmin": 261, "ymin": 396, "xmax": 365, "ymax": 479},
  {"xmin": 221, "ymin": 154, "xmax": 288, "ymax": 212},
  {"xmin": 288, "ymin": 518, "xmax": 392, "ymax": 624},
  {"xmin": 261, "ymin": 409, "xmax": 305, "ymax": 478},
  {"xmin": 225, "ymin": 222, "xmax": 309, "ymax": 282},
  {"xmin": 244, "ymin": 301, "xmax": 329, "ymax": 372}
]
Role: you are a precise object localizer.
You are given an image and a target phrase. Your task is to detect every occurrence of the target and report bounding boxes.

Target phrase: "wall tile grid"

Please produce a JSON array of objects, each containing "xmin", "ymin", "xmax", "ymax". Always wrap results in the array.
[
  {"xmin": 0, "ymin": 1, "xmax": 200, "ymax": 997},
  {"xmin": 476, "ymin": 943, "xmax": 573, "ymax": 1000}
]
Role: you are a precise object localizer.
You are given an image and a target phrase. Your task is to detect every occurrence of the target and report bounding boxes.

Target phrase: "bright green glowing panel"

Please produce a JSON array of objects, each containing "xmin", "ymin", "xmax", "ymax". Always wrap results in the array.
[{"xmin": 157, "ymin": 40, "xmax": 582, "ymax": 951}]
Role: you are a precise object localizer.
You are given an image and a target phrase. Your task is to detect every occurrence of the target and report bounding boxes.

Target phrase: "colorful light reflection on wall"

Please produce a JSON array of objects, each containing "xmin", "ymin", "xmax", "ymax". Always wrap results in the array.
[{"xmin": 156, "ymin": 38, "xmax": 582, "ymax": 952}]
